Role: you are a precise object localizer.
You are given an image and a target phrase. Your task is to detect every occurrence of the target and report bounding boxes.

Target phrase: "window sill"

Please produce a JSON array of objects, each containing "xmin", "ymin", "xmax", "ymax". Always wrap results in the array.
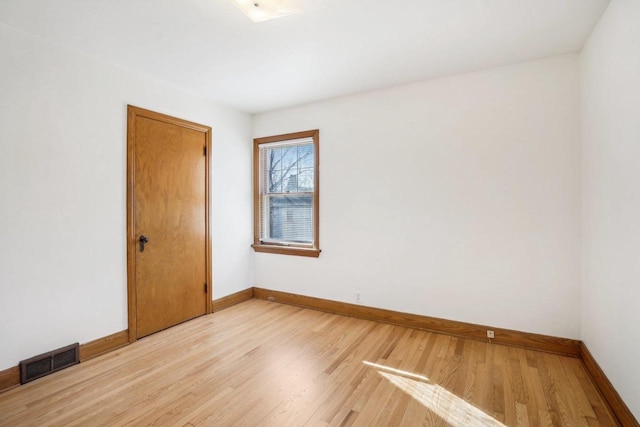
[{"xmin": 252, "ymin": 244, "xmax": 321, "ymax": 258}]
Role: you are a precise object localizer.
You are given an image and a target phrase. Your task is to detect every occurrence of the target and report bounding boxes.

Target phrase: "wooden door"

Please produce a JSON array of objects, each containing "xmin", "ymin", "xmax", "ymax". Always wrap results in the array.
[{"xmin": 127, "ymin": 106, "xmax": 212, "ymax": 340}]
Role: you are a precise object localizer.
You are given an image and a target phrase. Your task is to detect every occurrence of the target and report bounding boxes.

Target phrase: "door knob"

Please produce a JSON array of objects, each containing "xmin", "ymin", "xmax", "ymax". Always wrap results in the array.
[{"xmin": 139, "ymin": 235, "xmax": 149, "ymax": 252}]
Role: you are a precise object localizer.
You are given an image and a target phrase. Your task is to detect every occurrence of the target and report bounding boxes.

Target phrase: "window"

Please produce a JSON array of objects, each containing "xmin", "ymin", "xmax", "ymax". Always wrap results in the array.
[{"xmin": 252, "ymin": 130, "xmax": 320, "ymax": 257}]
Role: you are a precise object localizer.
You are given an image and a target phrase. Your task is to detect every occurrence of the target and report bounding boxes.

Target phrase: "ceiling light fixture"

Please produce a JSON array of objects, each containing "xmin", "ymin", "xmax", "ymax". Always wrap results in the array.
[{"xmin": 230, "ymin": 0, "xmax": 301, "ymax": 23}]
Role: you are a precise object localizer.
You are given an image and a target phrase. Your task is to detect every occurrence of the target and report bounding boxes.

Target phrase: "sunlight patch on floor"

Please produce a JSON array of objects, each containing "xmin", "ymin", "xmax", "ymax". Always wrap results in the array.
[{"xmin": 364, "ymin": 361, "xmax": 506, "ymax": 427}]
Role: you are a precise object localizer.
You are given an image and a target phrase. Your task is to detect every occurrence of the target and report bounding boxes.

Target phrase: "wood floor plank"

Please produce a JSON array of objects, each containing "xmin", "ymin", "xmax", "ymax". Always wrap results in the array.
[
  {"xmin": 0, "ymin": 300, "xmax": 618, "ymax": 427},
  {"xmin": 561, "ymin": 357, "xmax": 598, "ymax": 420}
]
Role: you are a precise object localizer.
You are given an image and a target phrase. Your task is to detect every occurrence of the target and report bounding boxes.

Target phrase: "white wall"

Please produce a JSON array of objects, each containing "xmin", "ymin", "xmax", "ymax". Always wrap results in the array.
[
  {"xmin": 0, "ymin": 24, "xmax": 253, "ymax": 371},
  {"xmin": 253, "ymin": 55, "xmax": 582, "ymax": 339},
  {"xmin": 581, "ymin": 0, "xmax": 640, "ymax": 418}
]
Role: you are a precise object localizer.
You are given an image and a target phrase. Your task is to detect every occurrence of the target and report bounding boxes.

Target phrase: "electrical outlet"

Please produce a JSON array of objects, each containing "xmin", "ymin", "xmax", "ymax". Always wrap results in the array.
[
  {"xmin": 356, "ymin": 291, "xmax": 361, "ymax": 303},
  {"xmin": 487, "ymin": 330, "xmax": 495, "ymax": 339}
]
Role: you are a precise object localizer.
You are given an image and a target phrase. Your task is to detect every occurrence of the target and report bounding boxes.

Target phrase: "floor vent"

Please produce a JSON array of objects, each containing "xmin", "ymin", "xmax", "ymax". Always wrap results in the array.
[{"xmin": 19, "ymin": 343, "xmax": 79, "ymax": 384}]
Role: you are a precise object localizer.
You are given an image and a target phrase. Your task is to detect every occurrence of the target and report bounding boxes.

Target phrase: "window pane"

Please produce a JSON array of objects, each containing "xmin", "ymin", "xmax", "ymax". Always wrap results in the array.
[
  {"xmin": 298, "ymin": 144, "xmax": 314, "ymax": 168},
  {"xmin": 266, "ymin": 142, "xmax": 314, "ymax": 195},
  {"xmin": 267, "ymin": 147, "xmax": 282, "ymax": 171},
  {"xmin": 268, "ymin": 170, "xmax": 282, "ymax": 193},
  {"xmin": 298, "ymin": 168, "xmax": 313, "ymax": 190},
  {"xmin": 282, "ymin": 170, "xmax": 298, "ymax": 192},
  {"xmin": 281, "ymin": 146, "xmax": 298, "ymax": 170}
]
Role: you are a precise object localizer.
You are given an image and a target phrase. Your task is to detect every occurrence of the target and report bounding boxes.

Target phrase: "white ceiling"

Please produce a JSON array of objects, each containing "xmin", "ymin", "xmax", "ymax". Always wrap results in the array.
[{"xmin": 0, "ymin": 0, "xmax": 610, "ymax": 113}]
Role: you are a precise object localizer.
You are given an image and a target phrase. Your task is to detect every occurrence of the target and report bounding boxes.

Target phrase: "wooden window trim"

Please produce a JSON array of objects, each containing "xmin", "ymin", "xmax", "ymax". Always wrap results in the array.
[{"xmin": 252, "ymin": 129, "xmax": 320, "ymax": 258}]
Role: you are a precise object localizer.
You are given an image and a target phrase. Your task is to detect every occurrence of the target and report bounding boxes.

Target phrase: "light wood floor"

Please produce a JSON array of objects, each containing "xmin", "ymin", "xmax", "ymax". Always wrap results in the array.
[{"xmin": 0, "ymin": 299, "xmax": 616, "ymax": 426}]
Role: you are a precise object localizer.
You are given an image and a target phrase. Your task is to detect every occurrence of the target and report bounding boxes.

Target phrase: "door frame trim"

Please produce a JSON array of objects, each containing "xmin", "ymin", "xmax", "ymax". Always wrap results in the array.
[{"xmin": 126, "ymin": 105, "xmax": 213, "ymax": 343}]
